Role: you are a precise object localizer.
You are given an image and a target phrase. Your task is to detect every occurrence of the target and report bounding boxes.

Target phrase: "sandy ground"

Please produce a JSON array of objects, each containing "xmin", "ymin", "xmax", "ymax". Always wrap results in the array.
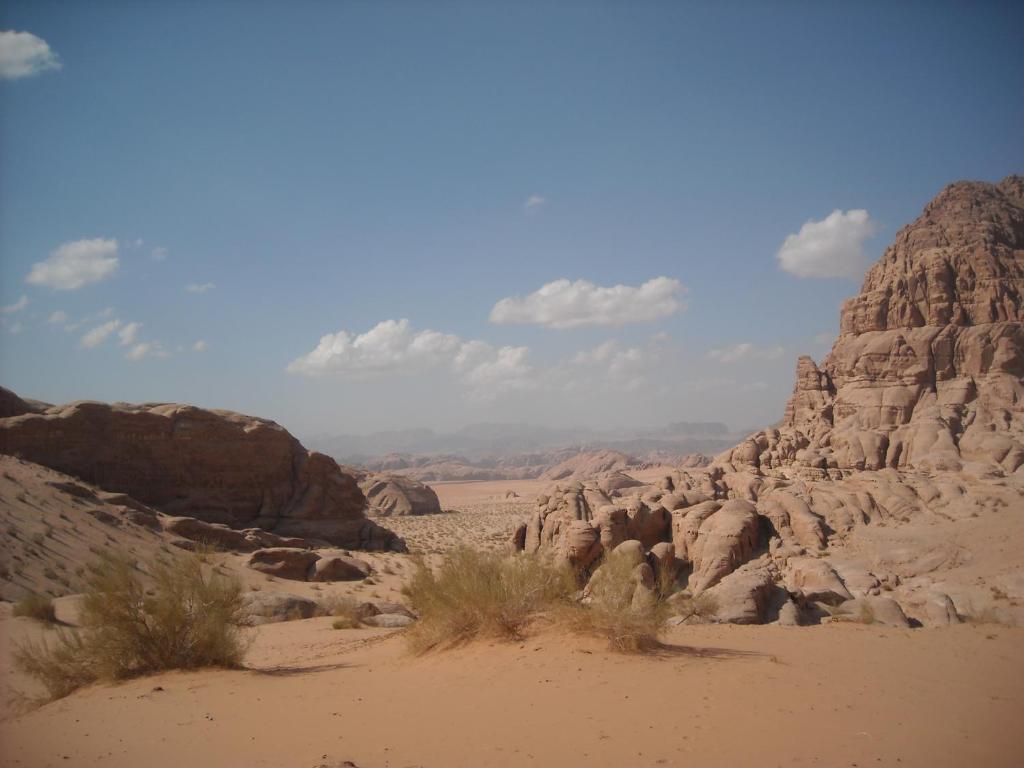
[
  {"xmin": 379, "ymin": 479, "xmax": 549, "ymax": 554},
  {"xmin": 1, "ymin": 610, "xmax": 1022, "ymax": 768},
  {"xmin": 3, "ymin": 464, "xmax": 1023, "ymax": 767}
]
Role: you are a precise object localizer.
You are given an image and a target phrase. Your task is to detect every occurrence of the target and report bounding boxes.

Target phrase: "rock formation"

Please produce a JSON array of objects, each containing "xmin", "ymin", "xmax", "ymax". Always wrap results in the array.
[
  {"xmin": 515, "ymin": 176, "xmax": 1024, "ymax": 627},
  {"xmin": 352, "ymin": 471, "xmax": 442, "ymax": 516},
  {"xmin": 0, "ymin": 398, "xmax": 405, "ymax": 551},
  {"xmin": 719, "ymin": 176, "xmax": 1024, "ymax": 477}
]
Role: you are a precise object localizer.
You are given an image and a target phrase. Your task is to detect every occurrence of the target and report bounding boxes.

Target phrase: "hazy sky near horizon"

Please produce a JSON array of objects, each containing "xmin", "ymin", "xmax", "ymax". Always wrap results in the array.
[{"xmin": 1, "ymin": 1, "xmax": 1022, "ymax": 439}]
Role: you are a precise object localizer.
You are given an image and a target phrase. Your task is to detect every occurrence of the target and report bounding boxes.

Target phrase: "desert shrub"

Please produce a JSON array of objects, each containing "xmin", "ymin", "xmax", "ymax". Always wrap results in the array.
[
  {"xmin": 403, "ymin": 547, "xmax": 576, "ymax": 651},
  {"xmin": 667, "ymin": 590, "xmax": 719, "ymax": 624},
  {"xmin": 14, "ymin": 553, "xmax": 248, "ymax": 702},
  {"xmin": 13, "ymin": 593, "xmax": 57, "ymax": 623},
  {"xmin": 561, "ymin": 553, "xmax": 669, "ymax": 653},
  {"xmin": 322, "ymin": 594, "xmax": 375, "ymax": 629}
]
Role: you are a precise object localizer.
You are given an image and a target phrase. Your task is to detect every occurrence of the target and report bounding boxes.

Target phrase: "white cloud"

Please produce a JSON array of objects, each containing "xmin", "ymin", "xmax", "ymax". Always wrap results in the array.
[
  {"xmin": 524, "ymin": 195, "xmax": 546, "ymax": 210},
  {"xmin": 287, "ymin": 318, "xmax": 534, "ymax": 399},
  {"xmin": 777, "ymin": 209, "xmax": 876, "ymax": 278},
  {"xmin": 7, "ymin": 321, "xmax": 23, "ymax": 335},
  {"xmin": 707, "ymin": 342, "xmax": 785, "ymax": 364},
  {"xmin": 567, "ymin": 340, "xmax": 649, "ymax": 391},
  {"xmin": 186, "ymin": 282, "xmax": 214, "ymax": 293},
  {"xmin": 151, "ymin": 246, "xmax": 168, "ymax": 262},
  {"xmin": 490, "ymin": 276, "xmax": 686, "ymax": 329},
  {"xmin": 193, "ymin": 340, "xmax": 207, "ymax": 352},
  {"xmin": 1, "ymin": 294, "xmax": 28, "ymax": 314},
  {"xmin": 80, "ymin": 319, "xmax": 122, "ymax": 348},
  {"xmin": 125, "ymin": 341, "xmax": 168, "ymax": 361},
  {"xmin": 48, "ymin": 310, "xmax": 69, "ymax": 325},
  {"xmin": 0, "ymin": 30, "xmax": 61, "ymax": 80},
  {"xmin": 26, "ymin": 238, "xmax": 119, "ymax": 290},
  {"xmin": 117, "ymin": 322, "xmax": 141, "ymax": 346}
]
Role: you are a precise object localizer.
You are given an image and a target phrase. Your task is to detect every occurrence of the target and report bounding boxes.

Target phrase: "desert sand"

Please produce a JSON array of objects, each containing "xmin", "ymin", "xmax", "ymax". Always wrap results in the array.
[{"xmin": 2, "ymin": 604, "xmax": 1022, "ymax": 768}]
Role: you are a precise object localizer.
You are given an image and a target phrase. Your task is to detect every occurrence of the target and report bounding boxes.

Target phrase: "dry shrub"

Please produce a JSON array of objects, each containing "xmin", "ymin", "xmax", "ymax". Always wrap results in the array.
[
  {"xmin": 561, "ymin": 553, "xmax": 669, "ymax": 653},
  {"xmin": 14, "ymin": 553, "xmax": 248, "ymax": 703},
  {"xmin": 322, "ymin": 595, "xmax": 365, "ymax": 629},
  {"xmin": 668, "ymin": 590, "xmax": 719, "ymax": 623},
  {"xmin": 403, "ymin": 547, "xmax": 576, "ymax": 651},
  {"xmin": 13, "ymin": 593, "xmax": 57, "ymax": 624}
]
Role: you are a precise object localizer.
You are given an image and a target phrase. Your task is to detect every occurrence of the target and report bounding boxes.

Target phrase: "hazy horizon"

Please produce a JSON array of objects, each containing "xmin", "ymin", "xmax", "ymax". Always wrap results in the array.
[{"xmin": 2, "ymin": 2, "xmax": 1022, "ymax": 438}]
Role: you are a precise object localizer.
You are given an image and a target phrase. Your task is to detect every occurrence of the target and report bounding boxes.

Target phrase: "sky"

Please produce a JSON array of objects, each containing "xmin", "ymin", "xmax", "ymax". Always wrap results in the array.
[{"xmin": 1, "ymin": 1, "xmax": 1022, "ymax": 440}]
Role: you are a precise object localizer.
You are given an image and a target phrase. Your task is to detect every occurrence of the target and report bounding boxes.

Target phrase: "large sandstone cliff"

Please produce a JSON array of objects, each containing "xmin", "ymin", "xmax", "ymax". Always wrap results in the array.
[
  {"xmin": 0, "ymin": 393, "xmax": 405, "ymax": 551},
  {"xmin": 516, "ymin": 176, "xmax": 1024, "ymax": 626},
  {"xmin": 720, "ymin": 176, "xmax": 1024, "ymax": 476}
]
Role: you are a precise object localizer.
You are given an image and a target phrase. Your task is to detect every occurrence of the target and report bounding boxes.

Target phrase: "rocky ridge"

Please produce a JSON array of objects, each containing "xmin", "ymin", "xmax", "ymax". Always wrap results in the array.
[
  {"xmin": 0, "ymin": 394, "xmax": 405, "ymax": 551},
  {"xmin": 515, "ymin": 176, "xmax": 1024, "ymax": 627}
]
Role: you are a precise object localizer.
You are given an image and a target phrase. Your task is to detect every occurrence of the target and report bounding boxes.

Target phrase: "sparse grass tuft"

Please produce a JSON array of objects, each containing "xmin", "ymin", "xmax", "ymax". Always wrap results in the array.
[
  {"xmin": 668, "ymin": 590, "xmax": 720, "ymax": 624},
  {"xmin": 560, "ymin": 552, "xmax": 669, "ymax": 653},
  {"xmin": 403, "ymin": 547, "xmax": 576, "ymax": 652},
  {"xmin": 14, "ymin": 553, "xmax": 248, "ymax": 703},
  {"xmin": 13, "ymin": 593, "xmax": 58, "ymax": 623}
]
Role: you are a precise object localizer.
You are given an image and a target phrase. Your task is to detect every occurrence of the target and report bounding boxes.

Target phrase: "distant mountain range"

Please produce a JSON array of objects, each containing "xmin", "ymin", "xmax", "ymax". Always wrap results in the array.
[{"xmin": 305, "ymin": 421, "xmax": 757, "ymax": 473}]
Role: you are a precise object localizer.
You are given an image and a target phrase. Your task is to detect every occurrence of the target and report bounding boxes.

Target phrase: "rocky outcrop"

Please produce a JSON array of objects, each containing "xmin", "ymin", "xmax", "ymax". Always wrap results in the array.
[
  {"xmin": 539, "ymin": 450, "xmax": 637, "ymax": 482},
  {"xmin": 356, "ymin": 473, "xmax": 441, "ymax": 516},
  {"xmin": 719, "ymin": 176, "xmax": 1024, "ymax": 477},
  {"xmin": 0, "ymin": 397, "xmax": 405, "ymax": 551},
  {"xmin": 513, "ymin": 176, "xmax": 1024, "ymax": 627},
  {"xmin": 247, "ymin": 547, "xmax": 372, "ymax": 582}
]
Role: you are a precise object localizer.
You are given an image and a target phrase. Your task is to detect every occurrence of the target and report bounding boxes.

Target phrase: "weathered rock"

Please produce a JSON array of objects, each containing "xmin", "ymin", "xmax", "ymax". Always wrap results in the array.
[
  {"xmin": 784, "ymin": 557, "xmax": 853, "ymax": 606},
  {"xmin": 247, "ymin": 548, "xmax": 320, "ymax": 580},
  {"xmin": 922, "ymin": 592, "xmax": 961, "ymax": 626},
  {"xmin": 557, "ymin": 520, "xmax": 604, "ymax": 573},
  {"xmin": 689, "ymin": 501, "xmax": 762, "ymax": 594},
  {"xmin": 717, "ymin": 176, "xmax": 1024, "ymax": 476},
  {"xmin": 835, "ymin": 596, "xmax": 910, "ymax": 628},
  {"xmin": 358, "ymin": 473, "xmax": 441, "ymax": 516},
  {"xmin": 364, "ymin": 613, "xmax": 415, "ymax": 628},
  {"xmin": 0, "ymin": 398, "xmax": 406, "ymax": 551},
  {"xmin": 701, "ymin": 563, "xmax": 776, "ymax": 624},
  {"xmin": 242, "ymin": 592, "xmax": 319, "ymax": 624},
  {"xmin": 539, "ymin": 450, "xmax": 636, "ymax": 481},
  {"xmin": 311, "ymin": 552, "xmax": 372, "ymax": 582},
  {"xmin": 162, "ymin": 516, "xmax": 310, "ymax": 552}
]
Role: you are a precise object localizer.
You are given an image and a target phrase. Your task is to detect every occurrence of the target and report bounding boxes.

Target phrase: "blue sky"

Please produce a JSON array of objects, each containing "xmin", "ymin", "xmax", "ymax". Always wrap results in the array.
[{"xmin": 1, "ymin": 1, "xmax": 1022, "ymax": 438}]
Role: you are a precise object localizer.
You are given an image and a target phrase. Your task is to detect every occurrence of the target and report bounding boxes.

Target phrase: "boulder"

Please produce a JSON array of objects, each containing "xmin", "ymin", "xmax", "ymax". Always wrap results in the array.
[
  {"xmin": 358, "ymin": 473, "xmax": 441, "ymax": 516},
  {"xmin": 247, "ymin": 548, "xmax": 319, "ymax": 580},
  {"xmin": 784, "ymin": 557, "xmax": 853, "ymax": 606},
  {"xmin": 689, "ymin": 500, "xmax": 762, "ymax": 593},
  {"xmin": 311, "ymin": 552, "xmax": 372, "ymax": 582},
  {"xmin": 702, "ymin": 563, "xmax": 776, "ymax": 624},
  {"xmin": 364, "ymin": 613, "xmax": 415, "ymax": 628},
  {"xmin": 242, "ymin": 592, "xmax": 319, "ymax": 624}
]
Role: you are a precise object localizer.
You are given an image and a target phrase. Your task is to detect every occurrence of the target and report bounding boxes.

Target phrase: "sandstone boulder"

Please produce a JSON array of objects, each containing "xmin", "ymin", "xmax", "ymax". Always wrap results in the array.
[
  {"xmin": 311, "ymin": 552, "xmax": 372, "ymax": 582},
  {"xmin": 784, "ymin": 557, "xmax": 853, "ymax": 606},
  {"xmin": 358, "ymin": 473, "xmax": 441, "ymax": 516},
  {"xmin": 247, "ymin": 548, "xmax": 320, "ymax": 580},
  {"xmin": 688, "ymin": 501, "xmax": 762, "ymax": 594}
]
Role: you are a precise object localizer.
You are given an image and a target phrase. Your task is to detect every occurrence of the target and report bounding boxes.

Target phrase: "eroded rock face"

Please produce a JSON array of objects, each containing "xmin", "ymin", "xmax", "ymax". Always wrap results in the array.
[
  {"xmin": 512, "ymin": 177, "xmax": 1024, "ymax": 627},
  {"xmin": 0, "ymin": 398, "xmax": 405, "ymax": 551},
  {"xmin": 719, "ymin": 176, "xmax": 1024, "ymax": 476},
  {"xmin": 357, "ymin": 473, "xmax": 441, "ymax": 517}
]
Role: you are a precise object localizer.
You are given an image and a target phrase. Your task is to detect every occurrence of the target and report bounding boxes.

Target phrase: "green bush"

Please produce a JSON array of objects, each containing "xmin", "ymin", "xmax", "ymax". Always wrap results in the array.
[{"xmin": 14, "ymin": 553, "xmax": 248, "ymax": 702}]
